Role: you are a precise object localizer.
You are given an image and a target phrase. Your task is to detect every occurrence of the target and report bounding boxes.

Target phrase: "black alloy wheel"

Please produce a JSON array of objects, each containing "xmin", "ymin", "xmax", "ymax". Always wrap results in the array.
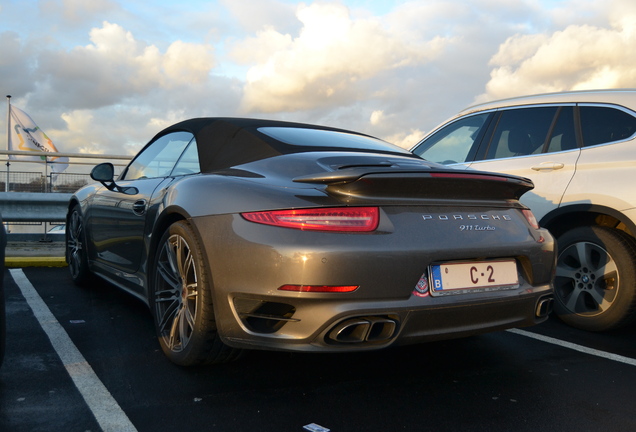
[
  {"xmin": 152, "ymin": 220, "xmax": 241, "ymax": 366},
  {"xmin": 554, "ymin": 225, "xmax": 636, "ymax": 331},
  {"xmin": 66, "ymin": 205, "xmax": 92, "ymax": 286}
]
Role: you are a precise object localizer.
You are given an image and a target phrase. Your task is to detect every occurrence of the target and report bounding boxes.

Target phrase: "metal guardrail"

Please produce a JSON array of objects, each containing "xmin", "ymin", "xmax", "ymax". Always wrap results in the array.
[
  {"xmin": 0, "ymin": 150, "xmax": 128, "ymax": 241},
  {"xmin": 0, "ymin": 192, "xmax": 72, "ymax": 222},
  {"xmin": 1, "ymin": 149, "xmax": 130, "ymax": 162},
  {"xmin": 1, "ymin": 149, "xmax": 130, "ymax": 193}
]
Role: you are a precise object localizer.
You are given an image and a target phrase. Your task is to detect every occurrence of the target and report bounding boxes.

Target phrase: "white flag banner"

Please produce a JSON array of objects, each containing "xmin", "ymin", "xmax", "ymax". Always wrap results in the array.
[{"xmin": 8, "ymin": 105, "xmax": 69, "ymax": 174}]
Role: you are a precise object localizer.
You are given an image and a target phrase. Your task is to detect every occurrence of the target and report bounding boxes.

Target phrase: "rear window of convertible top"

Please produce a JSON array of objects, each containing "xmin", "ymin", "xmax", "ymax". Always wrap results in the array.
[{"xmin": 258, "ymin": 127, "xmax": 411, "ymax": 154}]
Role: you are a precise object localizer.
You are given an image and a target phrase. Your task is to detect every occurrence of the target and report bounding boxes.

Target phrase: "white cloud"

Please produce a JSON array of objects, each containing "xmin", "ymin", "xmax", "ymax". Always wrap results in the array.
[
  {"xmin": 1, "ymin": 19, "xmax": 238, "ymax": 156},
  {"xmin": 0, "ymin": 32, "xmax": 37, "ymax": 97},
  {"xmin": 370, "ymin": 110, "xmax": 384, "ymax": 126},
  {"xmin": 5, "ymin": 0, "xmax": 636, "ymax": 160},
  {"xmin": 386, "ymin": 128, "xmax": 426, "ymax": 150},
  {"xmin": 34, "ymin": 21, "xmax": 216, "ymax": 108},
  {"xmin": 40, "ymin": 0, "xmax": 119, "ymax": 27},
  {"xmin": 229, "ymin": 27, "xmax": 293, "ymax": 65},
  {"xmin": 57, "ymin": 110, "xmax": 100, "ymax": 154},
  {"xmin": 163, "ymin": 40, "xmax": 216, "ymax": 85},
  {"xmin": 60, "ymin": 0, "xmax": 118, "ymax": 24},
  {"xmin": 233, "ymin": 2, "xmax": 452, "ymax": 113},
  {"xmin": 478, "ymin": 0, "xmax": 636, "ymax": 102},
  {"xmin": 220, "ymin": 0, "xmax": 298, "ymax": 33}
]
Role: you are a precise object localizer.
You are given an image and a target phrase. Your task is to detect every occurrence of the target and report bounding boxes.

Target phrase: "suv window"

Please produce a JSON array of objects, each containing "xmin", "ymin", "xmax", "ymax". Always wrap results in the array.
[
  {"xmin": 579, "ymin": 106, "xmax": 636, "ymax": 147},
  {"xmin": 546, "ymin": 106, "xmax": 577, "ymax": 153},
  {"xmin": 412, "ymin": 112, "xmax": 490, "ymax": 164},
  {"xmin": 123, "ymin": 132, "xmax": 194, "ymax": 180},
  {"xmin": 484, "ymin": 107, "xmax": 558, "ymax": 160}
]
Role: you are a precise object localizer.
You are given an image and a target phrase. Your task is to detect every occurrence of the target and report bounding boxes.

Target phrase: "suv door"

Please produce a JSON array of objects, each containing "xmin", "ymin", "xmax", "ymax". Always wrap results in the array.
[
  {"xmin": 413, "ymin": 105, "xmax": 580, "ymax": 220},
  {"xmin": 467, "ymin": 106, "xmax": 580, "ymax": 219},
  {"xmin": 560, "ymin": 105, "xmax": 636, "ymax": 211}
]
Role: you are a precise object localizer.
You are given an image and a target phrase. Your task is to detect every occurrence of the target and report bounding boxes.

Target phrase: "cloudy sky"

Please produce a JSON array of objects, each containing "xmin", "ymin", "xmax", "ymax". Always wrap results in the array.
[{"xmin": 1, "ymin": 0, "xmax": 635, "ymax": 159}]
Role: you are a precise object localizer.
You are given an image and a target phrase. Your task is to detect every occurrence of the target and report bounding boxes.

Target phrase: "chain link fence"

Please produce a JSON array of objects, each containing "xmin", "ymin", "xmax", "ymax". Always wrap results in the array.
[{"xmin": 0, "ymin": 171, "xmax": 93, "ymax": 193}]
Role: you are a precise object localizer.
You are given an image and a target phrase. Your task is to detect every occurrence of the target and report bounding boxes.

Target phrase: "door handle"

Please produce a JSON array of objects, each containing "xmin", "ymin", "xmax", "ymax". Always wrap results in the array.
[
  {"xmin": 531, "ymin": 162, "xmax": 565, "ymax": 171},
  {"xmin": 133, "ymin": 199, "xmax": 147, "ymax": 216}
]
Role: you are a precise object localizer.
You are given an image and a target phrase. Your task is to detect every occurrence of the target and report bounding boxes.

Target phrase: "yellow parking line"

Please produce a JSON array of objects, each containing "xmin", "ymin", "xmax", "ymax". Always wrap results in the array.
[{"xmin": 5, "ymin": 257, "xmax": 67, "ymax": 268}]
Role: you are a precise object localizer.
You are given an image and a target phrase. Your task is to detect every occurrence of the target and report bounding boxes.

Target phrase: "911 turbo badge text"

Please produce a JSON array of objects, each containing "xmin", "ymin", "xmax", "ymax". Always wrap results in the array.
[{"xmin": 460, "ymin": 224, "xmax": 495, "ymax": 231}]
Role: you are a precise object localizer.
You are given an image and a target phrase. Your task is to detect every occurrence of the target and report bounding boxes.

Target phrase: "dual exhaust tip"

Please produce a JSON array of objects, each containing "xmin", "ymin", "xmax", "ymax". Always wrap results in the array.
[
  {"xmin": 329, "ymin": 296, "xmax": 553, "ymax": 344},
  {"xmin": 328, "ymin": 316, "xmax": 398, "ymax": 344}
]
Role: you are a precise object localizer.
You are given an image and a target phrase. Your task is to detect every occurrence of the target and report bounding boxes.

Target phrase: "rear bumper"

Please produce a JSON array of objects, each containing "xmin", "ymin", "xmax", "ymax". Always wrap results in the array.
[
  {"xmin": 220, "ymin": 284, "xmax": 553, "ymax": 352},
  {"xmin": 392, "ymin": 289, "xmax": 553, "ymax": 345},
  {"xmin": 191, "ymin": 211, "xmax": 555, "ymax": 353}
]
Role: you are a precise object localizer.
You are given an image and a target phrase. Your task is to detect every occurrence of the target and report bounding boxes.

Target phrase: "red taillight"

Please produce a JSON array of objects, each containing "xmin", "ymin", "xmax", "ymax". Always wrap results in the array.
[
  {"xmin": 241, "ymin": 207, "xmax": 379, "ymax": 232},
  {"xmin": 522, "ymin": 209, "xmax": 540, "ymax": 229},
  {"xmin": 278, "ymin": 284, "xmax": 359, "ymax": 293}
]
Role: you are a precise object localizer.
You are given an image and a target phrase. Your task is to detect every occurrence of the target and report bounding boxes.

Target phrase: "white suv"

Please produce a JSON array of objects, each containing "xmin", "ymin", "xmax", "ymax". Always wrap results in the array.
[{"xmin": 412, "ymin": 89, "xmax": 636, "ymax": 331}]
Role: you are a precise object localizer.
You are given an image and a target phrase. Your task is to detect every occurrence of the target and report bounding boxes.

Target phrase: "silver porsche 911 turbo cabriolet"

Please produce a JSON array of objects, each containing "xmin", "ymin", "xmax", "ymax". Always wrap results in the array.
[{"xmin": 66, "ymin": 118, "xmax": 555, "ymax": 366}]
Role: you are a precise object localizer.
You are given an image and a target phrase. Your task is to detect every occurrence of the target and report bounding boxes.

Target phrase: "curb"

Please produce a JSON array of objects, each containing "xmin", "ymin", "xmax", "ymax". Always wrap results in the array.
[{"xmin": 5, "ymin": 257, "xmax": 68, "ymax": 268}]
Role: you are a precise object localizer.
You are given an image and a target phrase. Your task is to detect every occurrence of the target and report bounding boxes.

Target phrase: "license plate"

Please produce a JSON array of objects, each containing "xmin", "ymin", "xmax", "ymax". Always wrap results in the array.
[{"xmin": 430, "ymin": 260, "xmax": 518, "ymax": 296}]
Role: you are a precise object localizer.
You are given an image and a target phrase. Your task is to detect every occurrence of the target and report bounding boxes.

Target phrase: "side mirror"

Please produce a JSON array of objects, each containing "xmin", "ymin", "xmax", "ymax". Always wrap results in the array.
[
  {"xmin": 90, "ymin": 163, "xmax": 115, "ymax": 182},
  {"xmin": 90, "ymin": 162, "xmax": 138, "ymax": 195}
]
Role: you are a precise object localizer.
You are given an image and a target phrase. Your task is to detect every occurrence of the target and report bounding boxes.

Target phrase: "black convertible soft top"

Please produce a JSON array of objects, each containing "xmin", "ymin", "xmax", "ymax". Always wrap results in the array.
[{"xmin": 151, "ymin": 117, "xmax": 409, "ymax": 173}]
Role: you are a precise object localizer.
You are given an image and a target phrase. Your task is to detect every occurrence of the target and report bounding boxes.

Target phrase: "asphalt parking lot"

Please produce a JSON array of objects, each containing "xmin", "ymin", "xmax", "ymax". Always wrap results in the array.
[{"xmin": 1, "ymin": 266, "xmax": 636, "ymax": 432}]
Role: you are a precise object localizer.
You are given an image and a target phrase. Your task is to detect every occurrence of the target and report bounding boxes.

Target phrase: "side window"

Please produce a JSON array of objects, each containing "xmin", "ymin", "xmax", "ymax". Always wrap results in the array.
[
  {"xmin": 485, "ymin": 107, "xmax": 558, "ymax": 160},
  {"xmin": 170, "ymin": 138, "xmax": 200, "ymax": 176},
  {"xmin": 579, "ymin": 106, "xmax": 636, "ymax": 147},
  {"xmin": 546, "ymin": 106, "xmax": 577, "ymax": 153},
  {"xmin": 412, "ymin": 113, "xmax": 490, "ymax": 164},
  {"xmin": 123, "ymin": 132, "xmax": 194, "ymax": 180}
]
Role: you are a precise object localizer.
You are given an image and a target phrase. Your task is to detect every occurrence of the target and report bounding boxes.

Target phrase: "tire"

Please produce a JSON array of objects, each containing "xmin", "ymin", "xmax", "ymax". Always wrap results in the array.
[
  {"xmin": 554, "ymin": 226, "xmax": 636, "ymax": 331},
  {"xmin": 151, "ymin": 221, "xmax": 241, "ymax": 366},
  {"xmin": 66, "ymin": 205, "xmax": 93, "ymax": 286}
]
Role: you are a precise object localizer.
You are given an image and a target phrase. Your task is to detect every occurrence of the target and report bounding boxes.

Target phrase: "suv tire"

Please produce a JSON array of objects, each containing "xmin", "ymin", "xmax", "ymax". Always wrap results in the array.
[{"xmin": 554, "ymin": 226, "xmax": 636, "ymax": 331}]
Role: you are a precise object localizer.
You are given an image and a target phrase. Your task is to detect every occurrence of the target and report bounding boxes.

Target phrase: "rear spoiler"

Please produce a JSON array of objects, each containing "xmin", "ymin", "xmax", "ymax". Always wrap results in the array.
[{"xmin": 293, "ymin": 167, "xmax": 534, "ymax": 201}]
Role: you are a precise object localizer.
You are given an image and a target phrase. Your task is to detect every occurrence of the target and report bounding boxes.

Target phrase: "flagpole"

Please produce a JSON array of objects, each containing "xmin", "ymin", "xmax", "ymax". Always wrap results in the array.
[{"xmin": 5, "ymin": 95, "xmax": 10, "ymax": 193}]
